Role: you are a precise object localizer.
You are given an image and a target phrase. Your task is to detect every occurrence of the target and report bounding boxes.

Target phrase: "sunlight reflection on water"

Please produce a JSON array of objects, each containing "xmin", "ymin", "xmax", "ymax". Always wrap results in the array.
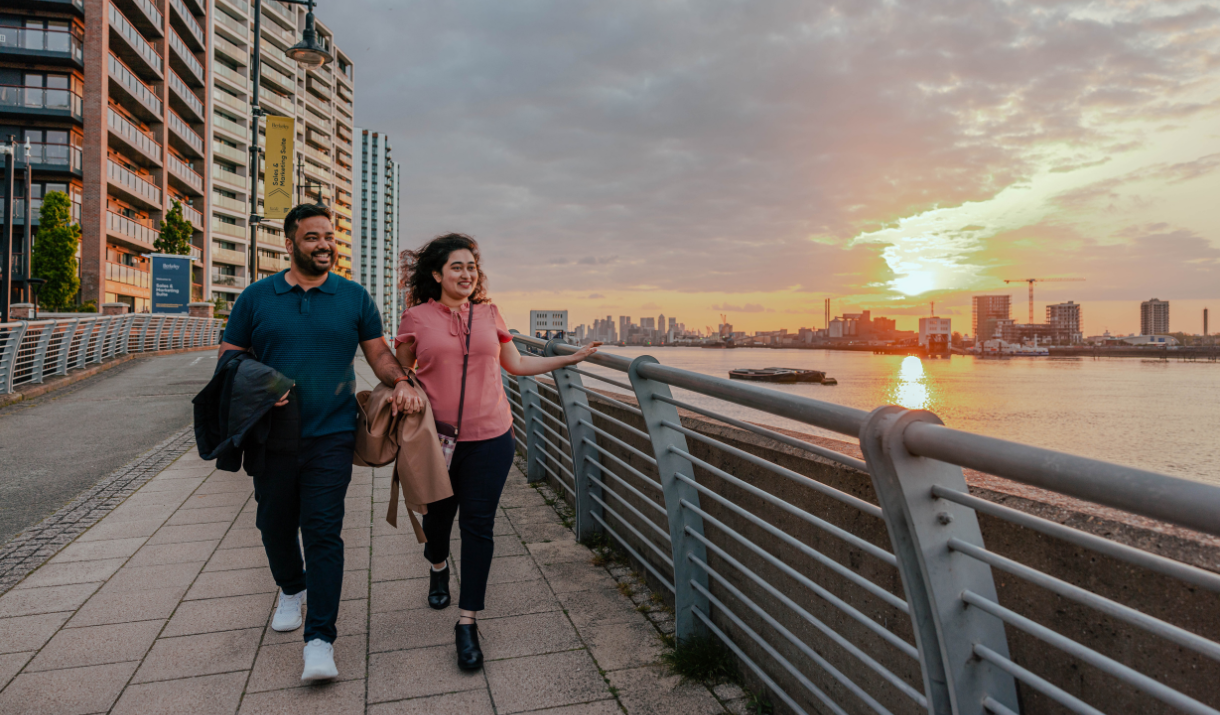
[{"xmin": 892, "ymin": 355, "xmax": 929, "ymax": 409}]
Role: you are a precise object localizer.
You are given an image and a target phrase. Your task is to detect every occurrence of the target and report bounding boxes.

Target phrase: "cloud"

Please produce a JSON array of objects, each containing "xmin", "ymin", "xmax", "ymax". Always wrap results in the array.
[
  {"xmin": 711, "ymin": 303, "xmax": 767, "ymax": 313},
  {"xmin": 587, "ymin": 293, "xmax": 605, "ymax": 299},
  {"xmin": 640, "ymin": 302, "xmax": 660, "ymax": 310},
  {"xmin": 322, "ymin": 0, "xmax": 1220, "ymax": 328}
]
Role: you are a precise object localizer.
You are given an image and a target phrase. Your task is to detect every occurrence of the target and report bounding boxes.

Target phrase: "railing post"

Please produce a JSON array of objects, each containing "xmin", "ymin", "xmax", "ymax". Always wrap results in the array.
[
  {"xmin": 56, "ymin": 319, "xmax": 78, "ymax": 375},
  {"xmin": 28, "ymin": 322, "xmax": 55, "ymax": 384},
  {"xmin": 859, "ymin": 406, "xmax": 1018, "ymax": 715},
  {"xmin": 153, "ymin": 315, "xmax": 166, "ymax": 351},
  {"xmin": 136, "ymin": 314, "xmax": 152, "ymax": 352},
  {"xmin": 628, "ymin": 355, "xmax": 709, "ymax": 642},
  {"xmin": 515, "ymin": 374, "xmax": 548, "ymax": 483},
  {"xmin": 91, "ymin": 316, "xmax": 112, "ymax": 363},
  {"xmin": 540, "ymin": 339, "xmax": 604, "ymax": 542},
  {"xmin": 0, "ymin": 322, "xmax": 28, "ymax": 394}
]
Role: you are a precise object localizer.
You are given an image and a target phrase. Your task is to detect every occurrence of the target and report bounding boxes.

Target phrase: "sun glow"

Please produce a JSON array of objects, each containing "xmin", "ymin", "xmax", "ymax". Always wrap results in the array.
[{"xmin": 892, "ymin": 356, "xmax": 929, "ymax": 410}]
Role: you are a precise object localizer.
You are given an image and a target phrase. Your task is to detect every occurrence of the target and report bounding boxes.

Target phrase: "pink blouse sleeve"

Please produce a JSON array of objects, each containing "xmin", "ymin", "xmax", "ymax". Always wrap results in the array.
[
  {"xmin": 491, "ymin": 305, "xmax": 513, "ymax": 343},
  {"xmin": 394, "ymin": 308, "xmax": 416, "ymax": 347}
]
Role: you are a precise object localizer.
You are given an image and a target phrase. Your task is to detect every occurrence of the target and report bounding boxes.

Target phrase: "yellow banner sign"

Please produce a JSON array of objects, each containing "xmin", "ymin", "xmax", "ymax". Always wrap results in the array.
[{"xmin": 264, "ymin": 116, "xmax": 295, "ymax": 220}]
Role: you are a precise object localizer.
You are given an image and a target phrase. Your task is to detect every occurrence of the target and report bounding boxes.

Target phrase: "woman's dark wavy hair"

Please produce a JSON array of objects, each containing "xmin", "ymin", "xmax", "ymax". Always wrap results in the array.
[{"xmin": 399, "ymin": 233, "xmax": 490, "ymax": 307}]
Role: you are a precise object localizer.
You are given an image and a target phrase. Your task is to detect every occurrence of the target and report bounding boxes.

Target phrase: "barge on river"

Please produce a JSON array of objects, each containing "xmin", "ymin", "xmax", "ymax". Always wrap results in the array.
[{"xmin": 728, "ymin": 367, "xmax": 836, "ymax": 385}]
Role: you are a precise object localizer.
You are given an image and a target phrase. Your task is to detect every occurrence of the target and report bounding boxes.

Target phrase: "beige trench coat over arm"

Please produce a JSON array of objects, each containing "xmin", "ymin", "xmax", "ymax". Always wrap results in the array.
[{"xmin": 353, "ymin": 376, "xmax": 453, "ymax": 542}]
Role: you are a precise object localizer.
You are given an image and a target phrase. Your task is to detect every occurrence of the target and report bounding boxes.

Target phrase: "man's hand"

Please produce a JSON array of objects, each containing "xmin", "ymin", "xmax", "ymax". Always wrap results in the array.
[
  {"xmin": 391, "ymin": 380, "xmax": 426, "ymax": 416},
  {"xmin": 275, "ymin": 390, "xmax": 290, "ymax": 407}
]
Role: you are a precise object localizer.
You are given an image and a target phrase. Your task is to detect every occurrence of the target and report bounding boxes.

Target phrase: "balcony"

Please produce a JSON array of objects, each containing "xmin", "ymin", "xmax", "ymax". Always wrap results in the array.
[
  {"xmin": 108, "ymin": 4, "xmax": 162, "ymax": 79},
  {"xmin": 259, "ymin": 253, "xmax": 290, "ymax": 273},
  {"xmin": 108, "ymin": 53, "xmax": 161, "ymax": 121},
  {"xmin": 0, "ymin": 26, "xmax": 83, "ymax": 68},
  {"xmin": 211, "ymin": 141, "xmax": 246, "ymax": 164},
  {"xmin": 108, "ymin": 107, "xmax": 162, "ymax": 166},
  {"xmin": 213, "ymin": 8, "xmax": 247, "ymax": 45},
  {"xmin": 167, "ymin": 154, "xmax": 204, "ymax": 194},
  {"xmin": 213, "ymin": 88, "xmax": 247, "ymax": 114},
  {"xmin": 212, "ymin": 111, "xmax": 248, "ymax": 141},
  {"xmin": 305, "ymin": 128, "xmax": 331, "ymax": 150},
  {"xmin": 216, "ymin": 0, "xmax": 249, "ymax": 17},
  {"xmin": 0, "ymin": 85, "xmax": 82, "ymax": 122},
  {"xmin": 7, "ymin": 0, "xmax": 84, "ymax": 16},
  {"xmin": 212, "ymin": 245, "xmax": 247, "ymax": 265},
  {"xmin": 24, "ymin": 142, "xmax": 83, "ymax": 176},
  {"xmin": 211, "ymin": 219, "xmax": 246, "ymax": 239},
  {"xmin": 0, "ymin": 197, "xmax": 81, "ymax": 227},
  {"xmin": 112, "ymin": 0, "xmax": 162, "ymax": 37},
  {"xmin": 260, "ymin": 19, "xmax": 296, "ymax": 49},
  {"xmin": 106, "ymin": 261, "xmax": 152, "ymax": 290},
  {"xmin": 180, "ymin": 201, "xmax": 204, "ymax": 230},
  {"xmin": 303, "ymin": 159, "xmax": 330, "ymax": 185},
  {"xmin": 169, "ymin": 31, "xmax": 205, "ymax": 87},
  {"xmin": 106, "ymin": 210, "xmax": 158, "ymax": 250},
  {"xmin": 258, "ymin": 39, "xmax": 294, "ymax": 76},
  {"xmin": 167, "ymin": 111, "xmax": 204, "ymax": 157},
  {"xmin": 212, "ymin": 165, "xmax": 247, "ymax": 192},
  {"xmin": 258, "ymin": 61, "xmax": 294, "ymax": 94},
  {"xmin": 168, "ymin": 71, "xmax": 204, "ymax": 123},
  {"xmin": 256, "ymin": 227, "xmax": 287, "ymax": 252},
  {"xmin": 214, "ymin": 46, "xmax": 248, "ymax": 78},
  {"xmin": 257, "ymin": 86, "xmax": 293, "ymax": 116},
  {"xmin": 211, "ymin": 192, "xmax": 246, "ymax": 213},
  {"xmin": 211, "ymin": 272, "xmax": 248, "ymax": 289},
  {"xmin": 169, "ymin": 0, "xmax": 206, "ymax": 51},
  {"xmin": 107, "ymin": 159, "xmax": 162, "ymax": 209}
]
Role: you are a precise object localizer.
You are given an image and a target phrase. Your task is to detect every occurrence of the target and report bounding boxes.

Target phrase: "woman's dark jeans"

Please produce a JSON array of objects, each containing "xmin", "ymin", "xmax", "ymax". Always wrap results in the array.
[{"xmin": 422, "ymin": 428, "xmax": 515, "ymax": 611}]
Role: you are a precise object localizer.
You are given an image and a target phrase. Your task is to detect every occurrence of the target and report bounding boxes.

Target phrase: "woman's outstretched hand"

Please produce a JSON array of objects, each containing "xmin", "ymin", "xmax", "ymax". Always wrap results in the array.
[{"xmin": 566, "ymin": 341, "xmax": 603, "ymax": 366}]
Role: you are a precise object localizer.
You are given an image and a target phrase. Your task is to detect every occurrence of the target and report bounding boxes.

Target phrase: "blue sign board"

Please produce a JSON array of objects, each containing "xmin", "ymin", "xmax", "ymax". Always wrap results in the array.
[{"xmin": 150, "ymin": 254, "xmax": 193, "ymax": 314}]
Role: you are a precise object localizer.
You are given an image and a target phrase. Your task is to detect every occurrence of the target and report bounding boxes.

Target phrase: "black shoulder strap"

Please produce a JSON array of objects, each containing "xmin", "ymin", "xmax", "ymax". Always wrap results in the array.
[{"xmin": 455, "ymin": 303, "xmax": 474, "ymax": 437}]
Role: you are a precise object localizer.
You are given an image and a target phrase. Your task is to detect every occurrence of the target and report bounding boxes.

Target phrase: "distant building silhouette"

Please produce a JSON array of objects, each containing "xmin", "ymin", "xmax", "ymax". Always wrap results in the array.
[
  {"xmin": 973, "ymin": 295, "xmax": 1011, "ymax": 340},
  {"xmin": 1141, "ymin": 299, "xmax": 1169, "ymax": 335}
]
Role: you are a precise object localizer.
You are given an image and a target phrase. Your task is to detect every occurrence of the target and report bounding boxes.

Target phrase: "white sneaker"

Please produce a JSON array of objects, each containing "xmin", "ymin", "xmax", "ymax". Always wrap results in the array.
[
  {"xmin": 301, "ymin": 638, "xmax": 338, "ymax": 682},
  {"xmin": 271, "ymin": 590, "xmax": 306, "ymax": 632}
]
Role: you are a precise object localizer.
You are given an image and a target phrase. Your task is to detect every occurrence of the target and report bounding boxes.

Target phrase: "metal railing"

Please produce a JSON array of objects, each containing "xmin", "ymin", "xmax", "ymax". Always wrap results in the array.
[
  {"xmin": 168, "ymin": 111, "xmax": 204, "ymax": 154},
  {"xmin": 0, "ymin": 314, "xmax": 223, "ymax": 394},
  {"xmin": 107, "ymin": 210, "xmax": 158, "ymax": 247},
  {"xmin": 168, "ymin": 71, "xmax": 204, "ymax": 118},
  {"xmin": 108, "ymin": 107, "xmax": 161, "ymax": 163},
  {"xmin": 0, "ymin": 85, "xmax": 83, "ymax": 120},
  {"xmin": 168, "ymin": 30, "xmax": 204, "ymax": 84},
  {"xmin": 108, "ymin": 4, "xmax": 162, "ymax": 74},
  {"xmin": 107, "ymin": 159, "xmax": 161, "ymax": 205},
  {"xmin": 503, "ymin": 334, "xmax": 1220, "ymax": 715},
  {"xmin": 0, "ymin": 26, "xmax": 84, "ymax": 63}
]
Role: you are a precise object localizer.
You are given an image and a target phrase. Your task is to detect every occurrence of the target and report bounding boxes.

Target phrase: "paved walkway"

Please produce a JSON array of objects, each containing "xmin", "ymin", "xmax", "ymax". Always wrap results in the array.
[{"xmin": 0, "ymin": 366, "xmax": 747, "ymax": 714}]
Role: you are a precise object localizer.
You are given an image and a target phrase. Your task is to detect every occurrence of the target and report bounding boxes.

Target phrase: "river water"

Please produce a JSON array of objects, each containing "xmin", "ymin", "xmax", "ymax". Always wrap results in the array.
[{"xmin": 574, "ymin": 347, "xmax": 1220, "ymax": 486}]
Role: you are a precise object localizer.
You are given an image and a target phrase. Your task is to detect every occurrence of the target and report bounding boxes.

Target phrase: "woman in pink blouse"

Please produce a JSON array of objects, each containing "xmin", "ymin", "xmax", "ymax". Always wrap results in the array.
[{"xmin": 395, "ymin": 233, "xmax": 600, "ymax": 671}]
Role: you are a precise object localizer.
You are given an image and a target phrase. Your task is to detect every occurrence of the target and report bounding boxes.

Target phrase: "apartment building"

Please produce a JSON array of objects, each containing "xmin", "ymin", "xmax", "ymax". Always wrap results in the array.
[
  {"xmin": 1046, "ymin": 300, "xmax": 1082, "ymax": 343},
  {"xmin": 1140, "ymin": 298, "xmax": 1169, "ymax": 336},
  {"xmin": 1, "ymin": 0, "xmax": 210, "ymax": 312},
  {"xmin": 353, "ymin": 128, "xmax": 400, "ymax": 331},
  {"xmin": 972, "ymin": 294, "xmax": 1011, "ymax": 341},
  {"xmin": 206, "ymin": 0, "xmax": 355, "ymax": 309}
]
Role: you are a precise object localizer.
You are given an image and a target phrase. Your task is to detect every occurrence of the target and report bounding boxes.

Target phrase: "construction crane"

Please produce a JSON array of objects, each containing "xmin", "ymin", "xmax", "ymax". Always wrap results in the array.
[{"xmin": 1003, "ymin": 277, "xmax": 1086, "ymax": 323}]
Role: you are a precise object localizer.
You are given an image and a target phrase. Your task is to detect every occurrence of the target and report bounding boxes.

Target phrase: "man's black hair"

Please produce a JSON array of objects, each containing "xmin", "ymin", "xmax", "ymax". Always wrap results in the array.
[{"xmin": 283, "ymin": 203, "xmax": 333, "ymax": 241}]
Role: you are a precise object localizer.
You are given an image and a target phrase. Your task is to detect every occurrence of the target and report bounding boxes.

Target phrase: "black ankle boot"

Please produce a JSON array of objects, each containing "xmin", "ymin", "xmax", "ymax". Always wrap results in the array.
[
  {"xmin": 455, "ymin": 621, "xmax": 483, "ymax": 671},
  {"xmin": 428, "ymin": 566, "xmax": 451, "ymax": 610}
]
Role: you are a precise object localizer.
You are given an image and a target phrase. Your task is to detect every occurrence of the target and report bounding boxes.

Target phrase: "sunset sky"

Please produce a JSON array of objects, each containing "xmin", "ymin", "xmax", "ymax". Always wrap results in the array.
[{"xmin": 327, "ymin": 0, "xmax": 1220, "ymax": 336}]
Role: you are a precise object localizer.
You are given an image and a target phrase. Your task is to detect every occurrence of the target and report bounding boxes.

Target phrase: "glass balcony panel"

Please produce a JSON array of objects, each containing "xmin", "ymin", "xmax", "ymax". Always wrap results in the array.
[
  {"xmin": 108, "ymin": 54, "xmax": 162, "ymax": 116},
  {"xmin": 168, "ymin": 111, "xmax": 204, "ymax": 154},
  {"xmin": 169, "ymin": 31, "xmax": 204, "ymax": 84},
  {"xmin": 107, "ymin": 159, "xmax": 162, "ymax": 205},
  {"xmin": 170, "ymin": 0, "xmax": 205, "ymax": 47},
  {"xmin": 0, "ymin": 85, "xmax": 83, "ymax": 120},
  {"xmin": 107, "ymin": 210, "xmax": 158, "ymax": 247},
  {"xmin": 168, "ymin": 154, "xmax": 204, "ymax": 191},
  {"xmin": 108, "ymin": 5, "xmax": 163, "ymax": 75},
  {"xmin": 108, "ymin": 107, "xmax": 162, "ymax": 163},
  {"xmin": 0, "ymin": 27, "xmax": 83, "ymax": 63}
]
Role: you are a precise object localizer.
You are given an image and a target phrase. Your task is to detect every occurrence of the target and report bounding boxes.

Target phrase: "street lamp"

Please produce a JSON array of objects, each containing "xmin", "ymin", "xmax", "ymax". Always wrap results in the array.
[{"xmin": 246, "ymin": 0, "xmax": 334, "ymax": 290}]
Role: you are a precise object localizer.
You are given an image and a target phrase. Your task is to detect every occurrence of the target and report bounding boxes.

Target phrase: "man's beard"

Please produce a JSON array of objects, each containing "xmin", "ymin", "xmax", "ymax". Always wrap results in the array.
[{"xmin": 290, "ymin": 241, "xmax": 333, "ymax": 277}]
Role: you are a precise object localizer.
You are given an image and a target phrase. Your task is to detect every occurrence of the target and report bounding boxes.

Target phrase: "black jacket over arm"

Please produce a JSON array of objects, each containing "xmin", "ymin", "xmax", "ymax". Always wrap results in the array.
[{"xmin": 193, "ymin": 351, "xmax": 296, "ymax": 476}]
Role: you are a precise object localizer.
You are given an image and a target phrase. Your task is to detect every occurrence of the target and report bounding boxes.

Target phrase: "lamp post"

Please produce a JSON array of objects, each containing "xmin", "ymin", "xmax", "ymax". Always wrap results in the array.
[
  {"xmin": 1, "ymin": 136, "xmax": 15, "ymax": 321},
  {"xmin": 246, "ymin": 0, "xmax": 333, "ymax": 289},
  {"xmin": 21, "ymin": 137, "xmax": 32, "ymax": 305}
]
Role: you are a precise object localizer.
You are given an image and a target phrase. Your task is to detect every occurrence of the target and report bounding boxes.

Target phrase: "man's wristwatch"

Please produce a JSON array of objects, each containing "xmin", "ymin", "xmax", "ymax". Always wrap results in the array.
[{"xmin": 393, "ymin": 375, "xmax": 413, "ymax": 387}]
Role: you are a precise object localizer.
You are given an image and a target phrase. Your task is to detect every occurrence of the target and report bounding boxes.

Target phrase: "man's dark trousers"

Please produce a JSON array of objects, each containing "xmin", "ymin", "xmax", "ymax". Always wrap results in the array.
[{"xmin": 254, "ymin": 431, "xmax": 355, "ymax": 643}]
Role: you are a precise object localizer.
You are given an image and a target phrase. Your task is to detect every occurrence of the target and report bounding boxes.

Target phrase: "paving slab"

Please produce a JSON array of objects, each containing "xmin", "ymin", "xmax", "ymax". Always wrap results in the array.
[{"xmin": 0, "ymin": 358, "xmax": 737, "ymax": 713}]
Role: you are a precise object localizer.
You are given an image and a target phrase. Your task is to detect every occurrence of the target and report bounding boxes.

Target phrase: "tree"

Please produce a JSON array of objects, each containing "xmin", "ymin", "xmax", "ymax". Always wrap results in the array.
[
  {"xmin": 31, "ymin": 191, "xmax": 80, "ymax": 311},
  {"xmin": 156, "ymin": 200, "xmax": 194, "ymax": 255}
]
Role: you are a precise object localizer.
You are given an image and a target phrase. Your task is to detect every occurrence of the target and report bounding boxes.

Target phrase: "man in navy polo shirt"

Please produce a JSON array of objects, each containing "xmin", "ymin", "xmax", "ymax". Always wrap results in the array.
[{"xmin": 218, "ymin": 203, "xmax": 420, "ymax": 681}]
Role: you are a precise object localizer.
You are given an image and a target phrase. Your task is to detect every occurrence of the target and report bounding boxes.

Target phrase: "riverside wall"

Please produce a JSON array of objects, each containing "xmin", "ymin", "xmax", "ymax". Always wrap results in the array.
[{"xmin": 533, "ymin": 380, "xmax": 1220, "ymax": 715}]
